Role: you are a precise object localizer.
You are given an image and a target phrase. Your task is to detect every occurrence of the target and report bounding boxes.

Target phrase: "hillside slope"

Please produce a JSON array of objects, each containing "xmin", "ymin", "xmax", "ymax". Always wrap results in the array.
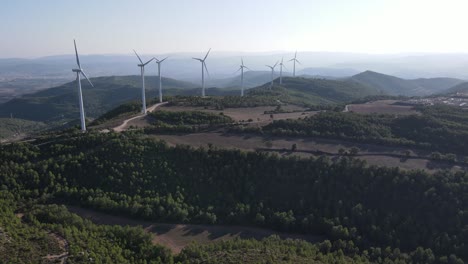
[
  {"xmin": 0, "ymin": 76, "xmax": 196, "ymax": 121},
  {"xmin": 443, "ymin": 82, "xmax": 468, "ymax": 94},
  {"xmin": 249, "ymin": 77, "xmax": 381, "ymax": 105},
  {"xmin": 348, "ymin": 71, "xmax": 463, "ymax": 96}
]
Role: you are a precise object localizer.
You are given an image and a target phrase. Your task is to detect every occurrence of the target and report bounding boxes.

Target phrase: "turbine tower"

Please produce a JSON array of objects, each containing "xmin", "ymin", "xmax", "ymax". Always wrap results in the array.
[
  {"xmin": 154, "ymin": 57, "xmax": 168, "ymax": 103},
  {"xmin": 279, "ymin": 57, "xmax": 288, "ymax": 85},
  {"xmin": 72, "ymin": 40, "xmax": 94, "ymax": 132},
  {"xmin": 235, "ymin": 58, "xmax": 251, "ymax": 96},
  {"xmin": 133, "ymin": 50, "xmax": 154, "ymax": 113},
  {"xmin": 192, "ymin": 49, "xmax": 211, "ymax": 97},
  {"xmin": 265, "ymin": 61, "xmax": 278, "ymax": 89},
  {"xmin": 289, "ymin": 51, "xmax": 301, "ymax": 77}
]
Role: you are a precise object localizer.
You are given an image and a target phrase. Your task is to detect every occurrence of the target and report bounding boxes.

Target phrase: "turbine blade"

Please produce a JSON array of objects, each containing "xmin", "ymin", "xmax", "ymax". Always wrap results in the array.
[
  {"xmin": 193, "ymin": 57, "xmax": 202, "ymax": 61},
  {"xmin": 74, "ymin": 39, "xmax": 81, "ymax": 68},
  {"xmin": 204, "ymin": 62, "xmax": 210, "ymax": 77},
  {"xmin": 295, "ymin": 51, "xmax": 297, "ymax": 59},
  {"xmin": 282, "ymin": 64, "xmax": 289, "ymax": 71},
  {"xmin": 143, "ymin": 57, "xmax": 154, "ymax": 66},
  {"xmin": 241, "ymin": 58, "xmax": 244, "ymax": 66},
  {"xmin": 133, "ymin": 50, "xmax": 143, "ymax": 64},
  {"xmin": 160, "ymin": 57, "xmax": 168, "ymax": 63},
  {"xmin": 80, "ymin": 70, "xmax": 94, "ymax": 87},
  {"xmin": 296, "ymin": 59, "xmax": 302, "ymax": 65},
  {"xmin": 245, "ymin": 66, "xmax": 253, "ymax": 71},
  {"xmin": 203, "ymin": 48, "xmax": 211, "ymax": 60},
  {"xmin": 273, "ymin": 61, "xmax": 278, "ymax": 68},
  {"xmin": 234, "ymin": 67, "xmax": 242, "ymax": 75}
]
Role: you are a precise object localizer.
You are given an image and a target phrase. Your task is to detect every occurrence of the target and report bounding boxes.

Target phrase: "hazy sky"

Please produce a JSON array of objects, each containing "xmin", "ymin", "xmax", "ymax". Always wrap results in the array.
[{"xmin": 2, "ymin": 0, "xmax": 468, "ymax": 58}]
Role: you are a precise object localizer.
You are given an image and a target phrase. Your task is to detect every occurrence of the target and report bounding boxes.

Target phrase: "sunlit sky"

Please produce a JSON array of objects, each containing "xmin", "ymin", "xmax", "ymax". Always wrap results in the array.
[{"xmin": 2, "ymin": 0, "xmax": 468, "ymax": 58}]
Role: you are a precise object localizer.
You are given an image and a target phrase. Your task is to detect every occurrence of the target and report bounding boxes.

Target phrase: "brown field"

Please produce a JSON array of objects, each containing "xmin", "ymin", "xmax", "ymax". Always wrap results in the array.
[
  {"xmin": 159, "ymin": 105, "xmax": 316, "ymax": 123},
  {"xmin": 347, "ymin": 100, "xmax": 418, "ymax": 115},
  {"xmin": 150, "ymin": 132, "xmax": 467, "ymax": 173},
  {"xmin": 68, "ymin": 206, "xmax": 322, "ymax": 253}
]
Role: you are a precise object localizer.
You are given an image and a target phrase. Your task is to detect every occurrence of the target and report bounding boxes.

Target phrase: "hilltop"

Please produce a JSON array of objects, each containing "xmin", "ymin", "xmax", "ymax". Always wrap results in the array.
[
  {"xmin": 348, "ymin": 70, "xmax": 463, "ymax": 96},
  {"xmin": 0, "ymin": 76, "xmax": 196, "ymax": 121},
  {"xmin": 248, "ymin": 76, "xmax": 381, "ymax": 105}
]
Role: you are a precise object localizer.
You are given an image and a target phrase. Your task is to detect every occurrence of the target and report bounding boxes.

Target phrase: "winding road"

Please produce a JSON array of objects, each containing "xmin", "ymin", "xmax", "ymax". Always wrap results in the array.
[{"xmin": 113, "ymin": 102, "xmax": 168, "ymax": 132}]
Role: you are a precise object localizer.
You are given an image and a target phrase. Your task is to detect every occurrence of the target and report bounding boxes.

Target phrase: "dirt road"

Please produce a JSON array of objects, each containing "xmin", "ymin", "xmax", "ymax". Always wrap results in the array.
[{"xmin": 113, "ymin": 102, "xmax": 168, "ymax": 132}]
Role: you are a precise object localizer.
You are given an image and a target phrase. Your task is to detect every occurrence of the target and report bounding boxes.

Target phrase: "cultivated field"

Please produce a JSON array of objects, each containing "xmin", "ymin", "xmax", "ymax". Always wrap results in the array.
[
  {"xmin": 347, "ymin": 100, "xmax": 418, "ymax": 115},
  {"xmin": 68, "ymin": 206, "xmax": 322, "ymax": 253}
]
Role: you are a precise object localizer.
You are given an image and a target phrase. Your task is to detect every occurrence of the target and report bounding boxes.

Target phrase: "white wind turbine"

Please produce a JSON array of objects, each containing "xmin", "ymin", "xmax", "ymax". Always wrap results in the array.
[
  {"xmin": 278, "ymin": 57, "xmax": 288, "ymax": 85},
  {"xmin": 154, "ymin": 57, "xmax": 168, "ymax": 103},
  {"xmin": 289, "ymin": 51, "xmax": 301, "ymax": 77},
  {"xmin": 133, "ymin": 50, "xmax": 154, "ymax": 114},
  {"xmin": 72, "ymin": 39, "xmax": 94, "ymax": 132},
  {"xmin": 235, "ymin": 58, "xmax": 251, "ymax": 96},
  {"xmin": 192, "ymin": 49, "xmax": 211, "ymax": 97},
  {"xmin": 265, "ymin": 61, "xmax": 279, "ymax": 89}
]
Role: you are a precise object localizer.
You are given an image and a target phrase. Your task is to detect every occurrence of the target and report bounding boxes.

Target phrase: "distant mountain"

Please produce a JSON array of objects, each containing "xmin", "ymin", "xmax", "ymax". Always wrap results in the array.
[
  {"xmin": 298, "ymin": 67, "xmax": 360, "ymax": 78},
  {"xmin": 0, "ymin": 76, "xmax": 196, "ymax": 122},
  {"xmin": 249, "ymin": 77, "xmax": 381, "ymax": 105},
  {"xmin": 348, "ymin": 71, "xmax": 463, "ymax": 96}
]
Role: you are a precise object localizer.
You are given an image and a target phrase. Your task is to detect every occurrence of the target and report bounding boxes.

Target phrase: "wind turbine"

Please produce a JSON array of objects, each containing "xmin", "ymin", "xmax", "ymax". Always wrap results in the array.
[
  {"xmin": 133, "ymin": 50, "xmax": 154, "ymax": 114},
  {"xmin": 289, "ymin": 51, "xmax": 301, "ymax": 77},
  {"xmin": 265, "ymin": 61, "xmax": 278, "ymax": 89},
  {"xmin": 72, "ymin": 39, "xmax": 94, "ymax": 132},
  {"xmin": 235, "ymin": 58, "xmax": 251, "ymax": 96},
  {"xmin": 154, "ymin": 57, "xmax": 168, "ymax": 103},
  {"xmin": 279, "ymin": 57, "xmax": 288, "ymax": 85},
  {"xmin": 192, "ymin": 49, "xmax": 211, "ymax": 97}
]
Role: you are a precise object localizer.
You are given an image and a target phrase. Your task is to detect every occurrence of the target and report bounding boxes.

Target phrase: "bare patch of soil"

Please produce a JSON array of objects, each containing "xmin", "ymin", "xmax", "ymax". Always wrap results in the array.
[
  {"xmin": 347, "ymin": 100, "xmax": 418, "ymax": 115},
  {"xmin": 68, "ymin": 206, "xmax": 322, "ymax": 254}
]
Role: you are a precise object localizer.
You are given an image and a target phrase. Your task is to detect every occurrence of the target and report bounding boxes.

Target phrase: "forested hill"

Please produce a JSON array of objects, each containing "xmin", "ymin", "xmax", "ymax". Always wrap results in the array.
[
  {"xmin": 348, "ymin": 71, "xmax": 463, "ymax": 96},
  {"xmin": 1, "ymin": 132, "xmax": 466, "ymax": 262},
  {"xmin": 0, "ymin": 76, "xmax": 196, "ymax": 122},
  {"xmin": 248, "ymin": 77, "xmax": 381, "ymax": 105}
]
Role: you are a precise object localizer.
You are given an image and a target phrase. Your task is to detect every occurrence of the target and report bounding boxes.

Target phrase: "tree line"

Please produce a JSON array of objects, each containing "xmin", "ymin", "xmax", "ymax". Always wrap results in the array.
[{"xmin": 1, "ymin": 132, "xmax": 467, "ymax": 262}]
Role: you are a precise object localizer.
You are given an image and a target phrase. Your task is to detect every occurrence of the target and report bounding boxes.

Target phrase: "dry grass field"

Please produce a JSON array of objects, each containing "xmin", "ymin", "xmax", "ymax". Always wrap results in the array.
[
  {"xmin": 347, "ymin": 100, "xmax": 418, "ymax": 115},
  {"xmin": 158, "ymin": 105, "xmax": 316, "ymax": 123}
]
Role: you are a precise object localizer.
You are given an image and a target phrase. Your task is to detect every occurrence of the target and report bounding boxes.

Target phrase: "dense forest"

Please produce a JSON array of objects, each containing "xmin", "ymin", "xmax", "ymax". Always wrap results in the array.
[
  {"xmin": 258, "ymin": 105, "xmax": 468, "ymax": 156},
  {"xmin": 0, "ymin": 132, "xmax": 466, "ymax": 263}
]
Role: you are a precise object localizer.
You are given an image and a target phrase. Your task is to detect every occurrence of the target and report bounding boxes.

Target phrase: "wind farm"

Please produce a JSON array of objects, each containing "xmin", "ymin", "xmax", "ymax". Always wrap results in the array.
[{"xmin": 2, "ymin": 1, "xmax": 468, "ymax": 263}]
